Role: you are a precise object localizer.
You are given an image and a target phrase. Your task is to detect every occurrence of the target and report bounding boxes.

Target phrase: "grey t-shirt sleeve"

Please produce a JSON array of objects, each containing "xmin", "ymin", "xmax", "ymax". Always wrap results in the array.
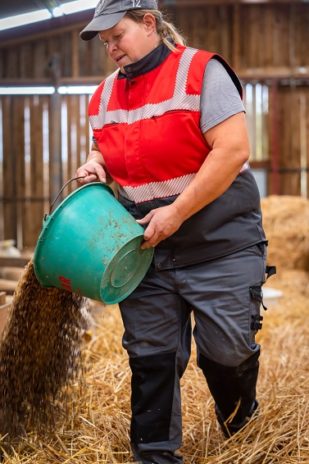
[{"xmin": 200, "ymin": 58, "xmax": 245, "ymax": 133}]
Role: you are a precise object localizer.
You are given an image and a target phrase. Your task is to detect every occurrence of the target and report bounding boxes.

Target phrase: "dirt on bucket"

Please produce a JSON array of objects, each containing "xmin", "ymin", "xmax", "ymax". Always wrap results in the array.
[{"xmin": 0, "ymin": 261, "xmax": 86, "ymax": 444}]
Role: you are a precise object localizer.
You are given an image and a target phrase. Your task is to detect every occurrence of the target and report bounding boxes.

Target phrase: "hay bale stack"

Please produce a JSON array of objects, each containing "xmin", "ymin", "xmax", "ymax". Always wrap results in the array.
[{"xmin": 261, "ymin": 195, "xmax": 309, "ymax": 271}]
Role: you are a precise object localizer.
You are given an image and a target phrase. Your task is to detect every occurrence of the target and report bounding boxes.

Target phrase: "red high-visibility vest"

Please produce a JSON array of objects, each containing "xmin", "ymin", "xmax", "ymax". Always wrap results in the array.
[{"xmin": 89, "ymin": 46, "xmax": 234, "ymax": 203}]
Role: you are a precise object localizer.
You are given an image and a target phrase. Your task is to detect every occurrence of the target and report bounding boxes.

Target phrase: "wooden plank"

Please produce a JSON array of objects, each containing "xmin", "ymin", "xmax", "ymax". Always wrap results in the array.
[
  {"xmin": 62, "ymin": 32, "xmax": 72, "ymax": 78},
  {"xmin": 263, "ymin": 5, "xmax": 273, "ymax": 68},
  {"xmin": 33, "ymin": 41, "xmax": 47, "ymax": 80},
  {"xmin": 1, "ymin": 72, "xmax": 309, "ymax": 86},
  {"xmin": 0, "ymin": 267, "xmax": 23, "ymax": 281},
  {"xmin": 219, "ymin": 6, "xmax": 231, "ymax": 61},
  {"xmin": 92, "ymin": 36, "xmax": 104, "ymax": 76},
  {"xmin": 299, "ymin": 93, "xmax": 307, "ymax": 198},
  {"xmin": 251, "ymin": 5, "xmax": 261, "ymax": 68},
  {"xmin": 288, "ymin": 3, "xmax": 296, "ymax": 69},
  {"xmin": 67, "ymin": 95, "xmax": 80, "ymax": 182},
  {"xmin": 0, "ymin": 292, "xmax": 5, "ymax": 305},
  {"xmin": 19, "ymin": 43, "xmax": 33, "ymax": 79},
  {"xmin": 0, "ymin": 78, "xmax": 52, "ymax": 85},
  {"xmin": 0, "ymin": 279, "xmax": 17, "ymax": 293},
  {"xmin": 23, "ymin": 96, "xmax": 33, "ymax": 247},
  {"xmin": 79, "ymin": 94, "xmax": 89, "ymax": 164},
  {"xmin": 6, "ymin": 47, "xmax": 19, "ymax": 79},
  {"xmin": 41, "ymin": 96, "xmax": 50, "ymax": 216},
  {"xmin": 261, "ymin": 84, "xmax": 269, "ymax": 161},
  {"xmin": 298, "ymin": 5, "xmax": 309, "ymax": 68},
  {"xmin": 75, "ymin": 95, "xmax": 81, "ymax": 169},
  {"xmin": 0, "ymin": 257, "xmax": 30, "ymax": 267},
  {"xmin": 238, "ymin": 67, "xmax": 309, "ymax": 81},
  {"xmin": 71, "ymin": 30, "xmax": 79, "ymax": 78},
  {"xmin": 85, "ymin": 94, "xmax": 90, "ymax": 156},
  {"xmin": 47, "ymin": 37, "xmax": 62, "ymax": 85},
  {"xmin": 278, "ymin": 85, "xmax": 301, "ymax": 196},
  {"xmin": 269, "ymin": 81, "xmax": 280, "ymax": 195},
  {"xmin": 232, "ymin": 4, "xmax": 240, "ymax": 70},
  {"xmin": 14, "ymin": 96, "xmax": 26, "ymax": 249},
  {"xmin": 289, "ymin": 87, "xmax": 301, "ymax": 195},
  {"xmin": 252, "ymin": 84, "xmax": 257, "ymax": 160},
  {"xmin": 277, "ymin": 86, "xmax": 286, "ymax": 195},
  {"xmin": 28, "ymin": 95, "xmax": 44, "ymax": 247},
  {"xmin": 66, "ymin": 95, "xmax": 73, "ymax": 193},
  {"xmin": 48, "ymin": 93, "xmax": 63, "ymax": 203},
  {"xmin": 2, "ymin": 96, "xmax": 17, "ymax": 241}
]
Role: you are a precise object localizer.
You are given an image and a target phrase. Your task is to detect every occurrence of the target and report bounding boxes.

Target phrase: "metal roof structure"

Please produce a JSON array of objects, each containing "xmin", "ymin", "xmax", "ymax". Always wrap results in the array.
[
  {"xmin": 0, "ymin": 1, "xmax": 73, "ymax": 19},
  {"xmin": 1, "ymin": 0, "xmax": 305, "ymax": 20}
]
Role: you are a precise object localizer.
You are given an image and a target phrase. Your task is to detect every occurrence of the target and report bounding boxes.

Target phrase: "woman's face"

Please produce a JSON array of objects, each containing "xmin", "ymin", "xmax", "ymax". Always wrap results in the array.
[{"xmin": 99, "ymin": 15, "xmax": 160, "ymax": 71}]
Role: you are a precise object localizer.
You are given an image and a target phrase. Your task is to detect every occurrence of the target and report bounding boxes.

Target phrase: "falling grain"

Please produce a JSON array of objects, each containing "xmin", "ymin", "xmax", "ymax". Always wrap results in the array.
[{"xmin": 0, "ymin": 261, "xmax": 85, "ymax": 442}]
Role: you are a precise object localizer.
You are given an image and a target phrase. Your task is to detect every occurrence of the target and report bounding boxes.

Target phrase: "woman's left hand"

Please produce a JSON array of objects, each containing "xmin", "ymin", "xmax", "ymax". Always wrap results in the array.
[{"xmin": 137, "ymin": 204, "xmax": 184, "ymax": 249}]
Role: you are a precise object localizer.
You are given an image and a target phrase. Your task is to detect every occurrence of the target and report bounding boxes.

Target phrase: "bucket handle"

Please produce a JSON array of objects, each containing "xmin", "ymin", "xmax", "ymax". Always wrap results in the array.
[{"xmin": 48, "ymin": 176, "xmax": 86, "ymax": 216}]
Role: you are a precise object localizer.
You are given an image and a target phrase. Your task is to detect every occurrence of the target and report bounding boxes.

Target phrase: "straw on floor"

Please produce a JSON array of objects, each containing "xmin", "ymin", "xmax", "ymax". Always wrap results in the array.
[{"xmin": 0, "ymin": 196, "xmax": 308, "ymax": 463}]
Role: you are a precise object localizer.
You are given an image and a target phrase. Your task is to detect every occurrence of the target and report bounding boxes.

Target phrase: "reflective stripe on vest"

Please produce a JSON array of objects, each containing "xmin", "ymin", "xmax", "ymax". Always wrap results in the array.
[
  {"xmin": 118, "ymin": 173, "xmax": 196, "ymax": 204},
  {"xmin": 89, "ymin": 47, "xmax": 200, "ymax": 129},
  {"xmin": 119, "ymin": 163, "xmax": 249, "ymax": 204}
]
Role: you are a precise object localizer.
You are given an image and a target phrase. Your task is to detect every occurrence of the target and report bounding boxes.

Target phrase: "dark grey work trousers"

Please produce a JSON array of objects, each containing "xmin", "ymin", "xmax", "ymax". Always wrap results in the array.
[{"xmin": 119, "ymin": 244, "xmax": 267, "ymax": 464}]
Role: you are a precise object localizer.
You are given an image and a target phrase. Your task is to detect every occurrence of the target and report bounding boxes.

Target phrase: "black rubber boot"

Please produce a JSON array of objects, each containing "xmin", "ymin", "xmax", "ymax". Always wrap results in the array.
[
  {"xmin": 129, "ymin": 352, "xmax": 184, "ymax": 463},
  {"xmin": 215, "ymin": 399, "xmax": 259, "ymax": 437},
  {"xmin": 198, "ymin": 350, "xmax": 260, "ymax": 437}
]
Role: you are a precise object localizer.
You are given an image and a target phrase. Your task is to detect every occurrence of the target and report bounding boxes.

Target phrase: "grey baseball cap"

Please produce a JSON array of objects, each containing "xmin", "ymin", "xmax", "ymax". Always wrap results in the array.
[{"xmin": 80, "ymin": 0, "xmax": 158, "ymax": 41}]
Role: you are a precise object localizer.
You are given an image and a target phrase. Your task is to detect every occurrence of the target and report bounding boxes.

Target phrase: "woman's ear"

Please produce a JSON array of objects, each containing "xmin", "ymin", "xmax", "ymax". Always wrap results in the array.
[{"xmin": 142, "ymin": 13, "xmax": 157, "ymax": 35}]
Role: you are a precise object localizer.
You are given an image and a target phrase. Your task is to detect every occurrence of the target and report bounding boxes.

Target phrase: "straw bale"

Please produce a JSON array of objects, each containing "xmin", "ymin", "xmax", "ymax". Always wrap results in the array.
[{"xmin": 261, "ymin": 195, "xmax": 309, "ymax": 272}]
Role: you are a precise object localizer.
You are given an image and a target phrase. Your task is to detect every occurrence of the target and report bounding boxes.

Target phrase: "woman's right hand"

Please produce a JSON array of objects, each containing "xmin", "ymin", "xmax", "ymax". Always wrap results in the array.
[{"xmin": 76, "ymin": 158, "xmax": 107, "ymax": 185}]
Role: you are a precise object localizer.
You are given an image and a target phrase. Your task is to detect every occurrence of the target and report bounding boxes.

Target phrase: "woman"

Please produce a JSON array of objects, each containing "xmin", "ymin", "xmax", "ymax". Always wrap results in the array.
[{"xmin": 78, "ymin": 1, "xmax": 270, "ymax": 463}]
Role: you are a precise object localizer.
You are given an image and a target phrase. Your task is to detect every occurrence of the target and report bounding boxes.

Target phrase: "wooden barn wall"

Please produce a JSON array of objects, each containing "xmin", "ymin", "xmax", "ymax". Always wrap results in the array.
[
  {"xmin": 273, "ymin": 85, "xmax": 309, "ymax": 197},
  {"xmin": 0, "ymin": 2, "xmax": 308, "ymax": 247},
  {"xmin": 0, "ymin": 3, "xmax": 308, "ymax": 81},
  {"xmin": 0, "ymin": 94, "xmax": 91, "ymax": 247}
]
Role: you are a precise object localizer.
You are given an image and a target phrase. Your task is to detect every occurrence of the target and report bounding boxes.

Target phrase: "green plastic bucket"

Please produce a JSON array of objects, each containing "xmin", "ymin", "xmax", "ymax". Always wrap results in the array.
[{"xmin": 33, "ymin": 182, "xmax": 153, "ymax": 304}]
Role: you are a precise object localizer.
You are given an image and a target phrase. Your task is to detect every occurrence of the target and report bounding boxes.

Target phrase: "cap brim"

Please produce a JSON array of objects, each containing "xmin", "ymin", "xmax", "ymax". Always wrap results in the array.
[{"xmin": 80, "ymin": 11, "xmax": 126, "ymax": 41}]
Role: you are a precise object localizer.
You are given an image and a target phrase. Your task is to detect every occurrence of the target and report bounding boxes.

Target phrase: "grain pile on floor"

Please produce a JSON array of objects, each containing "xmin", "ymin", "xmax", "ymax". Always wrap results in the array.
[
  {"xmin": 0, "ymin": 196, "xmax": 308, "ymax": 463},
  {"xmin": 0, "ymin": 261, "xmax": 85, "ymax": 443}
]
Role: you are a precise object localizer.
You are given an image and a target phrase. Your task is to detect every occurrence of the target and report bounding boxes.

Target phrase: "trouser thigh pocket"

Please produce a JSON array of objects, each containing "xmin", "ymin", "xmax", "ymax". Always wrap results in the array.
[{"xmin": 249, "ymin": 285, "xmax": 264, "ymax": 342}]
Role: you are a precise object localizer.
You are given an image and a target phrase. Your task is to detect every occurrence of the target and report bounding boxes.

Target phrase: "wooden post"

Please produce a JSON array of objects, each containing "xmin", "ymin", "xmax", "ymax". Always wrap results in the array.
[
  {"xmin": 29, "ymin": 95, "xmax": 44, "ymax": 245},
  {"xmin": 48, "ymin": 50, "xmax": 63, "ymax": 206},
  {"xmin": 269, "ymin": 80, "xmax": 280, "ymax": 195},
  {"xmin": 71, "ymin": 30, "xmax": 79, "ymax": 79},
  {"xmin": 15, "ymin": 97, "xmax": 25, "ymax": 249},
  {"xmin": 232, "ymin": 3, "xmax": 240, "ymax": 71},
  {"xmin": 49, "ymin": 92, "xmax": 63, "ymax": 205},
  {"xmin": 3, "ymin": 97, "xmax": 18, "ymax": 242},
  {"xmin": 299, "ymin": 94, "xmax": 307, "ymax": 198}
]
